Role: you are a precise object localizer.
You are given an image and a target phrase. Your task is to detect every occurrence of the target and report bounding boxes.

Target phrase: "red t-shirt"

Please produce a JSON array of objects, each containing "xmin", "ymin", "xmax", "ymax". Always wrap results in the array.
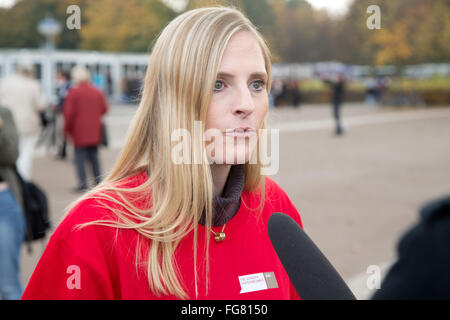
[{"xmin": 22, "ymin": 172, "xmax": 303, "ymax": 300}]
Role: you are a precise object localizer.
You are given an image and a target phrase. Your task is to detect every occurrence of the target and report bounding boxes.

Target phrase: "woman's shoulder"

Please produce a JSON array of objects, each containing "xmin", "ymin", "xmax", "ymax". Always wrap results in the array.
[
  {"xmin": 264, "ymin": 176, "xmax": 284, "ymax": 193},
  {"xmin": 53, "ymin": 170, "xmax": 149, "ymax": 243},
  {"xmin": 52, "ymin": 196, "xmax": 119, "ymax": 245},
  {"xmin": 22, "ymin": 191, "xmax": 140, "ymax": 300},
  {"xmin": 262, "ymin": 176, "xmax": 303, "ymax": 228},
  {"xmin": 264, "ymin": 176, "xmax": 292, "ymax": 202}
]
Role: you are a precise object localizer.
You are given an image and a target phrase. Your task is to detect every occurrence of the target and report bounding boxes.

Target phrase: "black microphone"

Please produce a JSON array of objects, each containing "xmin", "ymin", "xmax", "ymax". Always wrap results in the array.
[{"xmin": 268, "ymin": 212, "xmax": 356, "ymax": 300}]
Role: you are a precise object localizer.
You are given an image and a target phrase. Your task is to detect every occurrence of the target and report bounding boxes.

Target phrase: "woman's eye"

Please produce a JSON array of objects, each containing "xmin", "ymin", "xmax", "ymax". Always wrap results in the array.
[
  {"xmin": 251, "ymin": 80, "xmax": 265, "ymax": 91},
  {"xmin": 214, "ymin": 80, "xmax": 225, "ymax": 91}
]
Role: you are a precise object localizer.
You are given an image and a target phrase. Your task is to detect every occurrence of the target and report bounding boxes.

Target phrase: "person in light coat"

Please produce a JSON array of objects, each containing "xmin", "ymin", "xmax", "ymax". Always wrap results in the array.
[{"xmin": 0, "ymin": 63, "xmax": 46, "ymax": 180}]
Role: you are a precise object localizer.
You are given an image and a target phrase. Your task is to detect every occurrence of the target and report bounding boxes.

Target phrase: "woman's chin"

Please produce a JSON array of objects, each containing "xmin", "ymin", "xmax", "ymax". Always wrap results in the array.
[{"xmin": 209, "ymin": 151, "xmax": 252, "ymax": 165}]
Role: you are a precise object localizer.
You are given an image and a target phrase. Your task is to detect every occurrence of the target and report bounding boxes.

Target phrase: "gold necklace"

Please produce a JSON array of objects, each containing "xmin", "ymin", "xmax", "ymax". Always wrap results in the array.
[{"xmin": 211, "ymin": 224, "xmax": 226, "ymax": 243}]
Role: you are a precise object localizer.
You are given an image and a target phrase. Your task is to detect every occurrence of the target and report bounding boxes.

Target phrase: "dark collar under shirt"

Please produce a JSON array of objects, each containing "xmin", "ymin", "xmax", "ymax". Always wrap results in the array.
[{"xmin": 199, "ymin": 164, "xmax": 244, "ymax": 227}]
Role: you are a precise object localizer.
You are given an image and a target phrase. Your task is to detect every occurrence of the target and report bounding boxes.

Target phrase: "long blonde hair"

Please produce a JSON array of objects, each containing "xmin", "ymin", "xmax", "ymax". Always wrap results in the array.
[{"xmin": 68, "ymin": 6, "xmax": 272, "ymax": 299}]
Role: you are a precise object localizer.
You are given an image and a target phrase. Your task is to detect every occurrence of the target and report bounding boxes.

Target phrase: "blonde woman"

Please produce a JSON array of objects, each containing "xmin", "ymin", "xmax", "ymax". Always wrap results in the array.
[{"xmin": 22, "ymin": 7, "xmax": 303, "ymax": 300}]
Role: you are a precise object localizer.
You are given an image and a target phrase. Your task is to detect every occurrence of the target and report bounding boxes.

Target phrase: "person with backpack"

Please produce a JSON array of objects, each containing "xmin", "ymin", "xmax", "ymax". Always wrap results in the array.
[{"xmin": 0, "ymin": 105, "xmax": 26, "ymax": 300}]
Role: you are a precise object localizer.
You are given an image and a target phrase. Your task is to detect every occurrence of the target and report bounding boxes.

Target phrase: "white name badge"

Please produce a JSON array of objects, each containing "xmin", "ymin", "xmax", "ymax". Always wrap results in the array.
[{"xmin": 239, "ymin": 272, "xmax": 278, "ymax": 294}]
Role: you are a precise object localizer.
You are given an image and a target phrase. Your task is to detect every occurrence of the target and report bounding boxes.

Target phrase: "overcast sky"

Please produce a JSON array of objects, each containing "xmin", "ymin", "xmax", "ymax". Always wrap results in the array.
[
  {"xmin": 306, "ymin": 0, "xmax": 353, "ymax": 16},
  {"xmin": 0, "ymin": 0, "xmax": 14, "ymax": 8}
]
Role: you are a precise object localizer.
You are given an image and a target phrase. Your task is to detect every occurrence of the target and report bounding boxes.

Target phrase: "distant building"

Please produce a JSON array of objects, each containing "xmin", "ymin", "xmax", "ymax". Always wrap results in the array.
[
  {"xmin": 0, "ymin": 49, "xmax": 149, "ymax": 103},
  {"xmin": 1, "ymin": 49, "xmax": 448, "ymax": 105}
]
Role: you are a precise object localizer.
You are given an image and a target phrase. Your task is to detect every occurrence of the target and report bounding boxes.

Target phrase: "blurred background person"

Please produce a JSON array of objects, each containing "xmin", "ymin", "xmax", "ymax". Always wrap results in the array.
[
  {"xmin": 322, "ymin": 73, "xmax": 346, "ymax": 136},
  {"xmin": 364, "ymin": 77, "xmax": 378, "ymax": 105},
  {"xmin": 91, "ymin": 69, "xmax": 106, "ymax": 93},
  {"xmin": 375, "ymin": 76, "xmax": 389, "ymax": 105},
  {"xmin": 121, "ymin": 70, "xmax": 144, "ymax": 104},
  {"xmin": 53, "ymin": 70, "xmax": 71, "ymax": 159},
  {"xmin": 0, "ymin": 105, "xmax": 26, "ymax": 300},
  {"xmin": 63, "ymin": 66, "xmax": 108, "ymax": 193},
  {"xmin": 288, "ymin": 79, "xmax": 302, "ymax": 108},
  {"xmin": 0, "ymin": 62, "xmax": 46, "ymax": 180},
  {"xmin": 273, "ymin": 78, "xmax": 289, "ymax": 107},
  {"xmin": 270, "ymin": 77, "xmax": 283, "ymax": 108}
]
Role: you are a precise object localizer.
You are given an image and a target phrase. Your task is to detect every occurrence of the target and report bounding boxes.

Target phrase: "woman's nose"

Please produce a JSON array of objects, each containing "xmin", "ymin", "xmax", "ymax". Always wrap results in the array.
[{"xmin": 232, "ymin": 86, "xmax": 255, "ymax": 117}]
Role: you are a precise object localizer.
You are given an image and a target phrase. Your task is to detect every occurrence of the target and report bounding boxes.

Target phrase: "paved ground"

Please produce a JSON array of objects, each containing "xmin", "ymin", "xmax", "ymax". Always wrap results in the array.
[{"xmin": 19, "ymin": 103, "xmax": 450, "ymax": 299}]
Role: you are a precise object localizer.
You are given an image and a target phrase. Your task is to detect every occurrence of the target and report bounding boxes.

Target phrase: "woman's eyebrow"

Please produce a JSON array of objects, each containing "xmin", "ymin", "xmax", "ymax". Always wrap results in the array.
[{"xmin": 217, "ymin": 71, "xmax": 267, "ymax": 79}]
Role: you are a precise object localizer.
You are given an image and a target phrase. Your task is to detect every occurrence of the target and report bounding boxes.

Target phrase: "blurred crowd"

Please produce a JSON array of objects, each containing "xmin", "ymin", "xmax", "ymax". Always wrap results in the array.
[
  {"xmin": 270, "ymin": 78, "xmax": 302, "ymax": 108},
  {"xmin": 0, "ymin": 63, "xmax": 109, "ymax": 189},
  {"xmin": 363, "ymin": 76, "xmax": 390, "ymax": 106},
  {"xmin": 120, "ymin": 71, "xmax": 144, "ymax": 104},
  {"xmin": 0, "ymin": 62, "xmax": 109, "ymax": 299}
]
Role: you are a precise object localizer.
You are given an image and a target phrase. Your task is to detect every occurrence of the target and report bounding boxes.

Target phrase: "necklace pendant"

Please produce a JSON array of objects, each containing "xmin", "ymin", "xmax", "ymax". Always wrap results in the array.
[{"xmin": 214, "ymin": 232, "xmax": 226, "ymax": 243}]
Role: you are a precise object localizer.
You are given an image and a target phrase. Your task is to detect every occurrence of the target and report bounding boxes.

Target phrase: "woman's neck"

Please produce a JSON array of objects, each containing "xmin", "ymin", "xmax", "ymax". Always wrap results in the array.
[{"xmin": 210, "ymin": 164, "xmax": 232, "ymax": 197}]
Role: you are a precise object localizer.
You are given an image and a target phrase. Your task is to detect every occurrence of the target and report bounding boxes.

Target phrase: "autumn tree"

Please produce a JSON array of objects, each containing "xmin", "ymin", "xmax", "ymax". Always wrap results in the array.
[
  {"xmin": 411, "ymin": 0, "xmax": 450, "ymax": 63},
  {"xmin": 80, "ymin": 0, "xmax": 176, "ymax": 52},
  {"xmin": 270, "ymin": 0, "xmax": 338, "ymax": 62},
  {"xmin": 336, "ymin": 0, "xmax": 450, "ymax": 66}
]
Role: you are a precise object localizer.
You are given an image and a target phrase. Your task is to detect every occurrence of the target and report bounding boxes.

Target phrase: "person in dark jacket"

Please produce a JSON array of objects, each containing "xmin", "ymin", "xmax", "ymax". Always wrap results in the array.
[
  {"xmin": 64, "ymin": 66, "xmax": 108, "ymax": 192},
  {"xmin": 0, "ymin": 106, "xmax": 26, "ymax": 300},
  {"xmin": 323, "ymin": 73, "xmax": 346, "ymax": 136},
  {"xmin": 373, "ymin": 195, "xmax": 450, "ymax": 299}
]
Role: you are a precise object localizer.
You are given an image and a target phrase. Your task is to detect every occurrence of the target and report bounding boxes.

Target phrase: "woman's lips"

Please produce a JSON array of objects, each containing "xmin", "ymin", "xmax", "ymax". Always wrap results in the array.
[{"xmin": 224, "ymin": 127, "xmax": 257, "ymax": 138}]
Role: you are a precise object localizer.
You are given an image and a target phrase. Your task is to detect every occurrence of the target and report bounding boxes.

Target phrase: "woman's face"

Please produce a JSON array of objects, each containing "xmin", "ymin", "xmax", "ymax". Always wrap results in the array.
[{"xmin": 205, "ymin": 31, "xmax": 268, "ymax": 165}]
